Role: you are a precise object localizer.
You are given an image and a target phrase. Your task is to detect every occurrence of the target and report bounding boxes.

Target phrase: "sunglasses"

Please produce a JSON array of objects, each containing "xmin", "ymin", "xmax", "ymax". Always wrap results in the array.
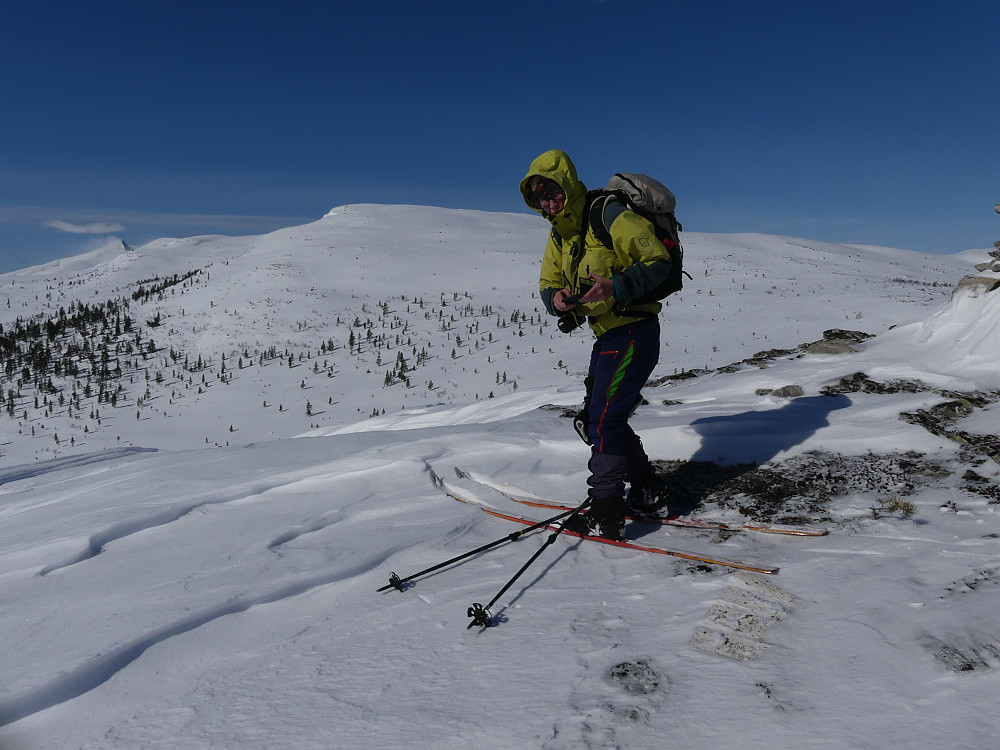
[{"xmin": 529, "ymin": 179, "xmax": 564, "ymax": 206}]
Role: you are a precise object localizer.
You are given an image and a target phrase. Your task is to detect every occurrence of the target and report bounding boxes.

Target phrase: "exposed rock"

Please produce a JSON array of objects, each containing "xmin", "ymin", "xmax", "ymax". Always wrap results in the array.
[
  {"xmin": 955, "ymin": 431, "xmax": 1000, "ymax": 465},
  {"xmin": 952, "ymin": 275, "xmax": 1000, "ymax": 297},
  {"xmin": 651, "ymin": 330, "xmax": 875, "ymax": 385},
  {"xmin": 541, "ymin": 404, "xmax": 579, "ymax": 417},
  {"xmin": 771, "ymin": 385, "xmax": 804, "ymax": 398},
  {"xmin": 697, "ymin": 450, "xmax": 950, "ymax": 523},
  {"xmin": 899, "ymin": 398, "xmax": 977, "ymax": 430},
  {"xmin": 821, "ymin": 329, "xmax": 874, "ymax": 343},
  {"xmin": 648, "ymin": 368, "xmax": 711, "ymax": 386},
  {"xmin": 820, "ymin": 372, "xmax": 928, "ymax": 396},
  {"xmin": 896, "ymin": 392, "xmax": 1000, "ymax": 463},
  {"xmin": 749, "ymin": 347, "xmax": 799, "ymax": 361},
  {"xmin": 649, "ymin": 459, "xmax": 758, "ymax": 513},
  {"xmin": 804, "ymin": 340, "xmax": 857, "ymax": 355},
  {"xmin": 962, "ymin": 470, "xmax": 1000, "ymax": 501},
  {"xmin": 803, "ymin": 329, "xmax": 872, "ymax": 355}
]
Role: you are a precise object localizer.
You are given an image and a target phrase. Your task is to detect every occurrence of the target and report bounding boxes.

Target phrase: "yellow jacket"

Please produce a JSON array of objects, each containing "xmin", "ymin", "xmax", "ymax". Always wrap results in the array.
[{"xmin": 520, "ymin": 150, "xmax": 669, "ymax": 336}]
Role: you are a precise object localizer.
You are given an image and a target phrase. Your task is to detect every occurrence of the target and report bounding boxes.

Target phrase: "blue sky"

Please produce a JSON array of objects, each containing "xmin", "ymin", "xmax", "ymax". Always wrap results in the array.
[{"xmin": 1, "ymin": 0, "xmax": 997, "ymax": 273}]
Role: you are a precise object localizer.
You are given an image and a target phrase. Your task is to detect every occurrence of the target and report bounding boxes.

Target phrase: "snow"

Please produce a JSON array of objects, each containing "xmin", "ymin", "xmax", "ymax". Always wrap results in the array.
[
  {"xmin": 1, "ymin": 204, "xmax": 999, "ymax": 749},
  {"xmin": 10, "ymin": 238, "xmax": 132, "ymax": 279}
]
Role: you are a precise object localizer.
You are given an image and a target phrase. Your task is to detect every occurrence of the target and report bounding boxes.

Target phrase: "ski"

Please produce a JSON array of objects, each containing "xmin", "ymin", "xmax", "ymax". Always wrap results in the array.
[
  {"xmin": 453, "ymin": 467, "xmax": 828, "ymax": 537},
  {"xmin": 431, "ymin": 469, "xmax": 779, "ymax": 575}
]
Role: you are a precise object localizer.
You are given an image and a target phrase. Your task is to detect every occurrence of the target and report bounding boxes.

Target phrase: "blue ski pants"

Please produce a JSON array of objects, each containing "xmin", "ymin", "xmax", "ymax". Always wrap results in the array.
[{"xmin": 586, "ymin": 318, "xmax": 660, "ymax": 498}]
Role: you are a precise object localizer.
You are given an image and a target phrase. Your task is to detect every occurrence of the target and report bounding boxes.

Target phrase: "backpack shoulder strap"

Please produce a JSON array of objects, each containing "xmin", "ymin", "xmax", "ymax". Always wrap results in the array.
[
  {"xmin": 601, "ymin": 196, "xmax": 629, "ymax": 233},
  {"xmin": 585, "ymin": 190, "xmax": 623, "ymax": 251}
]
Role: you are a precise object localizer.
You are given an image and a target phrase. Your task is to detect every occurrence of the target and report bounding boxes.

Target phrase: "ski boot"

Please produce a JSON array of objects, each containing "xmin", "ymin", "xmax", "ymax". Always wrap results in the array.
[
  {"xmin": 562, "ymin": 497, "xmax": 626, "ymax": 541},
  {"xmin": 625, "ymin": 474, "xmax": 670, "ymax": 520}
]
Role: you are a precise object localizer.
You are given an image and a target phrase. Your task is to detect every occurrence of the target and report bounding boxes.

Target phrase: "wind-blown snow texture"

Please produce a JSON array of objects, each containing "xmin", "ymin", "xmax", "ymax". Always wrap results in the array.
[{"xmin": 1, "ymin": 204, "xmax": 998, "ymax": 749}]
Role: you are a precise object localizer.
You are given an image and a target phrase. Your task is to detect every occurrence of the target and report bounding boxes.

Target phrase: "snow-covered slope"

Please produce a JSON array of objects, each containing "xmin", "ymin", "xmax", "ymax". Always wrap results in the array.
[
  {"xmin": 870, "ymin": 276, "xmax": 1000, "ymax": 388},
  {"xmin": 9, "ymin": 238, "xmax": 133, "ymax": 278},
  {"xmin": 0, "ymin": 204, "xmax": 978, "ymax": 464},
  {"xmin": 1, "ymin": 205, "xmax": 999, "ymax": 750}
]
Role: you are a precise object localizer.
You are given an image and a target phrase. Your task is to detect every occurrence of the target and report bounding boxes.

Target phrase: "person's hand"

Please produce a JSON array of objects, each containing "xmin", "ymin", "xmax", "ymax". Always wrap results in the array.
[
  {"xmin": 553, "ymin": 288, "xmax": 576, "ymax": 312},
  {"xmin": 579, "ymin": 273, "xmax": 614, "ymax": 304}
]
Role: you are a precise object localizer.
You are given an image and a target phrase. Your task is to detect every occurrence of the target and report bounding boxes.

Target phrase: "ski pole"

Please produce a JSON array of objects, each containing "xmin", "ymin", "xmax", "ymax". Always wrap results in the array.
[
  {"xmin": 378, "ymin": 505, "xmax": 583, "ymax": 593},
  {"xmin": 466, "ymin": 499, "xmax": 590, "ymax": 628}
]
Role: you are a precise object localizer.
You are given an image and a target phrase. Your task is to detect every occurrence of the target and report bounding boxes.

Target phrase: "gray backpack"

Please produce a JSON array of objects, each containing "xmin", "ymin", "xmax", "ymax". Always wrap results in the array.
[{"xmin": 586, "ymin": 173, "xmax": 688, "ymax": 302}]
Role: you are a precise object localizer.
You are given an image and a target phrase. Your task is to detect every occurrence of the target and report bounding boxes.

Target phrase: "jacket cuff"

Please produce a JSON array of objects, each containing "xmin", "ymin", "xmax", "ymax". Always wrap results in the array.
[
  {"xmin": 540, "ymin": 287, "xmax": 559, "ymax": 316},
  {"xmin": 612, "ymin": 276, "xmax": 625, "ymax": 304}
]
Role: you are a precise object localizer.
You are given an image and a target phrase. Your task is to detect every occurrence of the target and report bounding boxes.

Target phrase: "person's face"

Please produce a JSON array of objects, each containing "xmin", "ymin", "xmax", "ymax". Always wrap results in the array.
[
  {"xmin": 530, "ymin": 179, "xmax": 566, "ymax": 216},
  {"xmin": 540, "ymin": 191, "xmax": 565, "ymax": 216}
]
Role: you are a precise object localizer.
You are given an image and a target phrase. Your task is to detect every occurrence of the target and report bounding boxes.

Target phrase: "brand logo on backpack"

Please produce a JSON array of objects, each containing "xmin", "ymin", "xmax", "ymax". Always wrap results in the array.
[{"xmin": 586, "ymin": 173, "xmax": 690, "ymax": 312}]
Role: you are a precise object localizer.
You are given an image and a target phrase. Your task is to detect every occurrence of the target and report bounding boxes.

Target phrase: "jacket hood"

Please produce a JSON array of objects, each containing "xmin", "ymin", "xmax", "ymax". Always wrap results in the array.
[{"xmin": 520, "ymin": 149, "xmax": 588, "ymax": 239}]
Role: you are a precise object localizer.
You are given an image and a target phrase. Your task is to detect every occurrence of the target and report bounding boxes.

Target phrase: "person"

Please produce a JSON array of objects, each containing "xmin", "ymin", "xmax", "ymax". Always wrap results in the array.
[{"xmin": 520, "ymin": 149, "xmax": 671, "ymax": 540}]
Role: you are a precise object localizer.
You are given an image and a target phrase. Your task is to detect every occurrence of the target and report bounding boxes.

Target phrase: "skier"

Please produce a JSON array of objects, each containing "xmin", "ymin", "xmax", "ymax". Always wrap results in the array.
[{"xmin": 520, "ymin": 149, "xmax": 670, "ymax": 540}]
